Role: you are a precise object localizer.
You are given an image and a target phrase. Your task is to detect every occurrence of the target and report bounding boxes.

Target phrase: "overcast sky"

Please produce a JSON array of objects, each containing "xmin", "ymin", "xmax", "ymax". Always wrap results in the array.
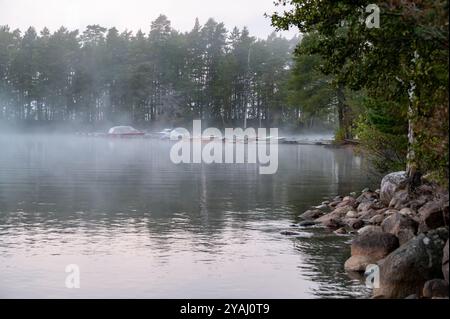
[{"xmin": 0, "ymin": 0, "xmax": 298, "ymax": 39}]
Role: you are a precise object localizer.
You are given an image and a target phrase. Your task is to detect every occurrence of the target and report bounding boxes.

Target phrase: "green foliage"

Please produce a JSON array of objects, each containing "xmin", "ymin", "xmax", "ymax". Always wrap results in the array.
[
  {"xmin": 350, "ymin": 93, "xmax": 408, "ymax": 173},
  {"xmin": 271, "ymin": 1, "xmax": 449, "ymax": 184},
  {"xmin": 334, "ymin": 127, "xmax": 347, "ymax": 143},
  {"xmin": 287, "ymin": 33, "xmax": 336, "ymax": 128}
]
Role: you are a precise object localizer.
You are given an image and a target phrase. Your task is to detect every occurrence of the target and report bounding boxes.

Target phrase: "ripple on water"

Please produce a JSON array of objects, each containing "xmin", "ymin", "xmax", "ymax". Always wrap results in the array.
[{"xmin": 0, "ymin": 135, "xmax": 374, "ymax": 298}]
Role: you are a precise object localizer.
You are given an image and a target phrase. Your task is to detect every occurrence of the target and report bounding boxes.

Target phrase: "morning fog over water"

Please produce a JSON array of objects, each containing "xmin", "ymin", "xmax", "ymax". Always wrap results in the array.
[{"xmin": 0, "ymin": 133, "xmax": 375, "ymax": 298}]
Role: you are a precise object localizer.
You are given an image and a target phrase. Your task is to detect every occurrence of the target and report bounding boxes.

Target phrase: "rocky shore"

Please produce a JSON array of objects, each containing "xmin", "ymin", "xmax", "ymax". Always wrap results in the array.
[{"xmin": 296, "ymin": 171, "xmax": 449, "ymax": 299}]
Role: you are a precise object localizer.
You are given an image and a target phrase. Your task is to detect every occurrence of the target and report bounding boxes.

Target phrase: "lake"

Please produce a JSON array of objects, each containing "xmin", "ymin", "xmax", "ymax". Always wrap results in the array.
[{"xmin": 0, "ymin": 134, "xmax": 374, "ymax": 298}]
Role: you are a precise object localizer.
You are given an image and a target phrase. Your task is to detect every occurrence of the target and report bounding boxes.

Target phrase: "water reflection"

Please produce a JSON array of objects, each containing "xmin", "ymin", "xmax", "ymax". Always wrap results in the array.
[{"xmin": 0, "ymin": 134, "xmax": 374, "ymax": 298}]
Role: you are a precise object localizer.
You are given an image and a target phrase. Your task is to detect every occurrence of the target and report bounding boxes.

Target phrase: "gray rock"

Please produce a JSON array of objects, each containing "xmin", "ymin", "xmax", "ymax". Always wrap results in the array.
[
  {"xmin": 359, "ymin": 209, "xmax": 381, "ymax": 221},
  {"xmin": 315, "ymin": 205, "xmax": 354, "ymax": 229},
  {"xmin": 374, "ymin": 228, "xmax": 449, "ymax": 299},
  {"xmin": 376, "ymin": 208, "xmax": 389, "ymax": 214},
  {"xmin": 389, "ymin": 189, "xmax": 410, "ymax": 209},
  {"xmin": 299, "ymin": 209, "xmax": 324, "ymax": 220},
  {"xmin": 329, "ymin": 200, "xmax": 341, "ymax": 208},
  {"xmin": 336, "ymin": 196, "xmax": 357, "ymax": 209},
  {"xmin": 381, "ymin": 212, "xmax": 418, "ymax": 245},
  {"xmin": 334, "ymin": 227, "xmax": 347, "ymax": 235},
  {"xmin": 346, "ymin": 218, "xmax": 364, "ymax": 230},
  {"xmin": 418, "ymin": 199, "xmax": 449, "ymax": 232},
  {"xmin": 280, "ymin": 230, "xmax": 300, "ymax": 236},
  {"xmin": 346, "ymin": 211, "xmax": 359, "ymax": 218},
  {"xmin": 368, "ymin": 214, "xmax": 385, "ymax": 225},
  {"xmin": 344, "ymin": 231, "xmax": 397, "ymax": 273},
  {"xmin": 380, "ymin": 171, "xmax": 407, "ymax": 205},
  {"xmin": 318, "ymin": 217, "xmax": 343, "ymax": 229},
  {"xmin": 372, "ymin": 200, "xmax": 386, "ymax": 210},
  {"xmin": 357, "ymin": 201, "xmax": 374, "ymax": 212},
  {"xmin": 422, "ymin": 279, "xmax": 449, "ymax": 298},
  {"xmin": 298, "ymin": 220, "xmax": 318, "ymax": 227},
  {"xmin": 399, "ymin": 207, "xmax": 416, "ymax": 216},
  {"xmin": 351, "ymin": 231, "xmax": 399, "ymax": 260},
  {"xmin": 416, "ymin": 184, "xmax": 434, "ymax": 195},
  {"xmin": 358, "ymin": 225, "xmax": 383, "ymax": 236},
  {"xmin": 408, "ymin": 195, "xmax": 432, "ymax": 211},
  {"xmin": 344, "ymin": 255, "xmax": 375, "ymax": 272},
  {"xmin": 384, "ymin": 209, "xmax": 400, "ymax": 216}
]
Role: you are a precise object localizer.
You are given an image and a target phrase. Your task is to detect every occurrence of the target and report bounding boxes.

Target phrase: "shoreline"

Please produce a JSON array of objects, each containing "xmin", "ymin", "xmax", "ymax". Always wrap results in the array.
[{"xmin": 293, "ymin": 171, "xmax": 449, "ymax": 299}]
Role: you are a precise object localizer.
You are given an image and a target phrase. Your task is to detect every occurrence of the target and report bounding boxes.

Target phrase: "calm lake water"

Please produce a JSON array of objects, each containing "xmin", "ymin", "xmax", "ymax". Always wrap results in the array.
[{"xmin": 0, "ymin": 134, "xmax": 374, "ymax": 298}]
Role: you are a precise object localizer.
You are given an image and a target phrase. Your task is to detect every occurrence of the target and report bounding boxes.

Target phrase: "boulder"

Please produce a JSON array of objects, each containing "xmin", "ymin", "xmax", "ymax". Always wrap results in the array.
[
  {"xmin": 368, "ymin": 214, "xmax": 385, "ymax": 225},
  {"xmin": 356, "ymin": 191, "xmax": 378, "ymax": 203},
  {"xmin": 370, "ymin": 200, "xmax": 386, "ymax": 210},
  {"xmin": 418, "ymin": 199, "xmax": 449, "ymax": 232},
  {"xmin": 380, "ymin": 171, "xmax": 407, "ymax": 205},
  {"xmin": 416, "ymin": 184, "xmax": 434, "ymax": 195},
  {"xmin": 381, "ymin": 212, "xmax": 418, "ymax": 245},
  {"xmin": 359, "ymin": 209, "xmax": 381, "ymax": 221},
  {"xmin": 389, "ymin": 189, "xmax": 410, "ymax": 209},
  {"xmin": 376, "ymin": 208, "xmax": 389, "ymax": 214},
  {"xmin": 358, "ymin": 225, "xmax": 383, "ymax": 236},
  {"xmin": 374, "ymin": 228, "xmax": 449, "ymax": 299},
  {"xmin": 334, "ymin": 227, "xmax": 347, "ymax": 235},
  {"xmin": 399, "ymin": 207, "xmax": 416, "ymax": 217},
  {"xmin": 408, "ymin": 194, "xmax": 435, "ymax": 211},
  {"xmin": 344, "ymin": 231, "xmax": 398, "ymax": 273},
  {"xmin": 351, "ymin": 232, "xmax": 399, "ymax": 260},
  {"xmin": 344, "ymin": 255, "xmax": 376, "ymax": 272},
  {"xmin": 328, "ymin": 200, "xmax": 341, "ymax": 208},
  {"xmin": 384, "ymin": 209, "xmax": 399, "ymax": 216},
  {"xmin": 346, "ymin": 218, "xmax": 364, "ymax": 230},
  {"xmin": 346, "ymin": 211, "xmax": 359, "ymax": 218},
  {"xmin": 300, "ymin": 209, "xmax": 324, "ymax": 220},
  {"xmin": 357, "ymin": 201, "xmax": 374, "ymax": 212},
  {"xmin": 315, "ymin": 205, "xmax": 354, "ymax": 229},
  {"xmin": 336, "ymin": 196, "xmax": 357, "ymax": 209},
  {"xmin": 443, "ymin": 240, "xmax": 449, "ymax": 284},
  {"xmin": 422, "ymin": 279, "xmax": 449, "ymax": 298},
  {"xmin": 316, "ymin": 216, "xmax": 343, "ymax": 229}
]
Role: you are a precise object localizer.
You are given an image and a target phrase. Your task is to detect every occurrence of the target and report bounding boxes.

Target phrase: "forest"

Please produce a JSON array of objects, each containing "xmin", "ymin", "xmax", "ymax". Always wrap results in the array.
[
  {"xmin": 0, "ymin": 15, "xmax": 302, "ymax": 128},
  {"xmin": 272, "ymin": 0, "xmax": 448, "ymax": 185}
]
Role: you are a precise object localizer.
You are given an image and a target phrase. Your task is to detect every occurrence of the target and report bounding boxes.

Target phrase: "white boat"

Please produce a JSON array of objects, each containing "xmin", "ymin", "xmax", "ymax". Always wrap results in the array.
[{"xmin": 107, "ymin": 126, "xmax": 145, "ymax": 137}]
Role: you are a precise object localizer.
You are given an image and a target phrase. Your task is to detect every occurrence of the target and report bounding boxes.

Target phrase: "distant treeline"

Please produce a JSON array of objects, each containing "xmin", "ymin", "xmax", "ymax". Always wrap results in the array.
[{"xmin": 0, "ymin": 15, "xmax": 303, "ymax": 128}]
